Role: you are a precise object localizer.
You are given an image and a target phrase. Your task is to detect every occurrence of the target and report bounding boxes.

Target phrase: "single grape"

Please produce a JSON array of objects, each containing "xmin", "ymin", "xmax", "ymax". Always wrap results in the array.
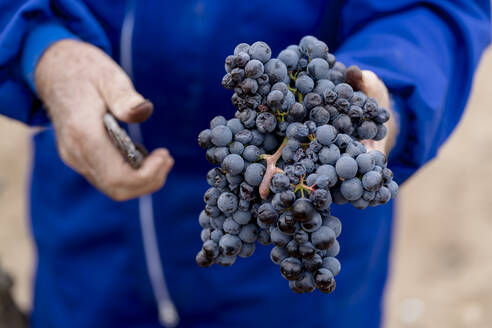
[
  {"xmin": 334, "ymin": 83, "xmax": 353, "ymax": 100},
  {"xmin": 234, "ymin": 43, "xmax": 250, "ymax": 55},
  {"xmin": 387, "ymin": 180, "xmax": 399, "ymax": 198},
  {"xmin": 350, "ymin": 91, "xmax": 367, "ymax": 107},
  {"xmin": 340, "ymin": 178, "xmax": 364, "ymax": 201},
  {"xmin": 313, "ymin": 79, "xmax": 335, "ymax": 96},
  {"xmin": 228, "ymin": 141, "xmax": 244, "ymax": 155},
  {"xmin": 245, "ymin": 59, "xmax": 264, "ymax": 79},
  {"xmin": 211, "ymin": 125, "xmax": 233, "ymax": 147},
  {"xmin": 292, "ymin": 198, "xmax": 316, "ymax": 223},
  {"xmin": 315, "ymin": 125, "xmax": 337, "ymax": 145},
  {"xmin": 210, "ymin": 214, "xmax": 225, "ymax": 229},
  {"xmin": 265, "ymin": 58, "xmax": 289, "ymax": 84},
  {"xmin": 210, "ymin": 229, "xmax": 224, "ymax": 243},
  {"xmin": 295, "ymin": 74, "xmax": 314, "ymax": 95},
  {"xmin": 223, "ymin": 217, "xmax": 241, "ymax": 235},
  {"xmin": 300, "ymin": 211, "xmax": 322, "ymax": 233},
  {"xmin": 357, "ymin": 120, "xmax": 378, "ymax": 140},
  {"xmin": 288, "ymin": 102, "xmax": 306, "ymax": 122},
  {"xmin": 219, "ymin": 234, "xmax": 242, "ymax": 256},
  {"xmin": 271, "ymin": 227, "xmax": 292, "ymax": 247},
  {"xmin": 232, "ymin": 210, "xmax": 252, "ymax": 225},
  {"xmin": 198, "ymin": 129, "xmax": 213, "ymax": 149},
  {"xmin": 375, "ymin": 186, "xmax": 392, "ymax": 204},
  {"xmin": 303, "ymin": 93, "xmax": 323, "ymax": 110},
  {"xmin": 278, "ymin": 48, "xmax": 300, "ymax": 70},
  {"xmin": 258, "ymin": 203, "xmax": 278, "ymax": 225},
  {"xmin": 299, "ymin": 242, "xmax": 316, "ymax": 259},
  {"xmin": 217, "ymin": 192, "xmax": 238, "ymax": 214},
  {"xmin": 280, "ymin": 257, "xmax": 303, "ymax": 281},
  {"xmin": 248, "ymin": 41, "xmax": 272, "ymax": 63},
  {"xmin": 200, "ymin": 228, "xmax": 212, "ymax": 242},
  {"xmin": 309, "ymin": 106, "xmax": 330, "ymax": 126},
  {"xmin": 239, "ymin": 78, "xmax": 258, "ymax": 94},
  {"xmin": 303, "ymin": 253, "xmax": 323, "ymax": 272},
  {"xmin": 351, "ymin": 197, "xmax": 369, "ymax": 209},
  {"xmin": 256, "ymin": 112, "xmax": 277, "ymax": 133},
  {"xmin": 210, "ymin": 116, "xmax": 227, "ymax": 129},
  {"xmin": 196, "ymin": 250, "xmax": 214, "ymax": 267},
  {"xmin": 238, "ymin": 242, "xmax": 255, "ymax": 258},
  {"xmin": 262, "ymin": 133, "xmax": 278, "ymax": 152},
  {"xmin": 270, "ymin": 246, "xmax": 288, "ymax": 265},
  {"xmin": 362, "ymin": 171, "xmax": 383, "ymax": 192},
  {"xmin": 307, "ymin": 58, "xmax": 329, "ymax": 80},
  {"xmin": 322, "ymin": 215, "xmax": 341, "ymax": 238},
  {"xmin": 244, "ymin": 163, "xmax": 266, "ymax": 186},
  {"xmin": 258, "ymin": 229, "xmax": 271, "ymax": 245},
  {"xmin": 205, "ymin": 204, "xmax": 221, "ymax": 218},
  {"xmin": 199, "ymin": 210, "xmax": 211, "ymax": 229},
  {"xmin": 299, "ymin": 35, "xmax": 317, "ymax": 55},
  {"xmin": 325, "ymin": 239, "xmax": 340, "ymax": 257},
  {"xmin": 270, "ymin": 173, "xmax": 291, "ymax": 193},
  {"xmin": 226, "ymin": 118, "xmax": 244, "ymax": 135},
  {"xmin": 202, "ymin": 240, "xmax": 219, "ymax": 258},
  {"xmin": 369, "ymin": 150, "xmax": 387, "ymax": 167},
  {"xmin": 222, "ymin": 154, "xmax": 244, "ymax": 175},
  {"xmin": 235, "ymin": 52, "xmax": 250, "ymax": 67},
  {"xmin": 356, "ymin": 153, "xmax": 375, "ymax": 174},
  {"xmin": 267, "ymin": 90, "xmax": 284, "ymax": 108},
  {"xmin": 250, "ymin": 129, "xmax": 264, "ymax": 146},
  {"xmin": 333, "ymin": 114, "xmax": 354, "ymax": 134},
  {"xmin": 314, "ymin": 268, "xmax": 335, "ymax": 292},
  {"xmin": 318, "ymin": 145, "xmax": 340, "ymax": 165},
  {"xmin": 216, "ymin": 254, "xmax": 237, "ymax": 266},
  {"xmin": 335, "ymin": 155, "xmax": 358, "ymax": 179},
  {"xmin": 306, "ymin": 39, "xmax": 328, "ymax": 59}
]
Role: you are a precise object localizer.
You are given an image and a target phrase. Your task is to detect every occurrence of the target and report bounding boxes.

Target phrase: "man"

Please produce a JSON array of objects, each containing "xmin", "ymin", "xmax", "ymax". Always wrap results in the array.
[{"xmin": 0, "ymin": 1, "xmax": 489, "ymax": 327}]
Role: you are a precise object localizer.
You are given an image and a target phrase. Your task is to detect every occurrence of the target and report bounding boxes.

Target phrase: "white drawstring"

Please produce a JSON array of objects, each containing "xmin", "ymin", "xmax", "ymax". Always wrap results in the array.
[{"xmin": 120, "ymin": 1, "xmax": 179, "ymax": 326}]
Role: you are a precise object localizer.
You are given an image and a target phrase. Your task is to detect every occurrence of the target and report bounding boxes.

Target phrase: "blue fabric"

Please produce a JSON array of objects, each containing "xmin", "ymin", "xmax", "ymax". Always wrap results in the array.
[
  {"xmin": 21, "ymin": 23, "xmax": 77, "ymax": 92},
  {"xmin": 0, "ymin": 0, "xmax": 490, "ymax": 327}
]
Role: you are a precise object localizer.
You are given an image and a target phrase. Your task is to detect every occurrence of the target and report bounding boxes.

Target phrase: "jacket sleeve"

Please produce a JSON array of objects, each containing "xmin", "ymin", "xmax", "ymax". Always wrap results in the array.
[
  {"xmin": 0, "ymin": 0, "xmax": 111, "ymax": 125},
  {"xmin": 334, "ymin": 0, "xmax": 491, "ymax": 183}
]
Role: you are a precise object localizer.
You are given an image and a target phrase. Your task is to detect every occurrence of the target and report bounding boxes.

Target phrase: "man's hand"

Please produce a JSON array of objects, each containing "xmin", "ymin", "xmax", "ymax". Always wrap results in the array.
[
  {"xmin": 345, "ymin": 66, "xmax": 397, "ymax": 155},
  {"xmin": 35, "ymin": 39, "xmax": 174, "ymax": 201}
]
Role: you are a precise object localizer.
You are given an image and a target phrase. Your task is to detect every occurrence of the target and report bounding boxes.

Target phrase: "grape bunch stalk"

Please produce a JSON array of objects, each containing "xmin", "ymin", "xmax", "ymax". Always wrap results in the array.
[{"xmin": 196, "ymin": 36, "xmax": 399, "ymax": 294}]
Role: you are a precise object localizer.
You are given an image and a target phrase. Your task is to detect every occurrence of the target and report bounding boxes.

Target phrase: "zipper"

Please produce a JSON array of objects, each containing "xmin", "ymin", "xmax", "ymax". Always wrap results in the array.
[{"xmin": 120, "ymin": 1, "xmax": 179, "ymax": 326}]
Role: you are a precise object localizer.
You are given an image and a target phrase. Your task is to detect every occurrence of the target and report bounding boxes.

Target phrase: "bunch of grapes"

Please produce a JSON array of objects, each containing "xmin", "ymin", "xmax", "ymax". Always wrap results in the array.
[{"xmin": 196, "ymin": 36, "xmax": 399, "ymax": 293}]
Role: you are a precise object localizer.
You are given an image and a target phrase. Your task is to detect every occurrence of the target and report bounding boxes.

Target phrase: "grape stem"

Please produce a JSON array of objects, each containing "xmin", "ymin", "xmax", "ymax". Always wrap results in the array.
[
  {"xmin": 293, "ymin": 175, "xmax": 315, "ymax": 197},
  {"xmin": 259, "ymin": 137, "xmax": 288, "ymax": 200}
]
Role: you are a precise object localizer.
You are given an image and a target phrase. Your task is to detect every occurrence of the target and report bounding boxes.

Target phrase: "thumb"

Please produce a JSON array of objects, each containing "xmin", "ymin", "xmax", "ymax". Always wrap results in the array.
[{"xmin": 96, "ymin": 59, "xmax": 153, "ymax": 123}]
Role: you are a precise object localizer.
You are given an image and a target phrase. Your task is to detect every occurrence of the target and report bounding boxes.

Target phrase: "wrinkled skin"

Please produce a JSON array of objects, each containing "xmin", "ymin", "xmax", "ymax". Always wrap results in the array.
[{"xmin": 35, "ymin": 39, "xmax": 174, "ymax": 201}]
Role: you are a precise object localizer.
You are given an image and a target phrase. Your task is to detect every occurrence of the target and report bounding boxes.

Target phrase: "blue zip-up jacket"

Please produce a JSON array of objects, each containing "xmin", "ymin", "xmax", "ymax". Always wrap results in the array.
[{"xmin": 0, "ymin": 1, "xmax": 490, "ymax": 327}]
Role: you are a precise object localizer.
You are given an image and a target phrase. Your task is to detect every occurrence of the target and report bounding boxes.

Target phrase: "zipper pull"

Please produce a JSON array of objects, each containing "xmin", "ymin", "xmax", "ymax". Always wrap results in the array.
[{"xmin": 158, "ymin": 299, "xmax": 179, "ymax": 327}]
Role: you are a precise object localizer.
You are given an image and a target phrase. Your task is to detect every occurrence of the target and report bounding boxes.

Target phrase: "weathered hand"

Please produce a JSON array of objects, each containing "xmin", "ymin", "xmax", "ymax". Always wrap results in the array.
[
  {"xmin": 346, "ymin": 66, "xmax": 397, "ymax": 154},
  {"xmin": 35, "ymin": 39, "xmax": 174, "ymax": 201}
]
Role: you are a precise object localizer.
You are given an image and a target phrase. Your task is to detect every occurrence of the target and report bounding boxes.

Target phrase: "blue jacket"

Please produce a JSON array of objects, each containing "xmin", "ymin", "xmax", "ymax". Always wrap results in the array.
[{"xmin": 0, "ymin": 1, "xmax": 489, "ymax": 327}]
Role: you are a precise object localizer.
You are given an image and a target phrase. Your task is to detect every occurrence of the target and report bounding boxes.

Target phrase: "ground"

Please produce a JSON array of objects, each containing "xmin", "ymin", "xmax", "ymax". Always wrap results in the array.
[{"xmin": 1, "ymin": 49, "xmax": 492, "ymax": 327}]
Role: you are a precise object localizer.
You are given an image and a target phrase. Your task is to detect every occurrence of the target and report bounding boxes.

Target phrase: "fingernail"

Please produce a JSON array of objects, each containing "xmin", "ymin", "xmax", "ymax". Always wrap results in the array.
[
  {"xmin": 130, "ymin": 99, "xmax": 154, "ymax": 122},
  {"xmin": 345, "ymin": 66, "xmax": 363, "ymax": 91}
]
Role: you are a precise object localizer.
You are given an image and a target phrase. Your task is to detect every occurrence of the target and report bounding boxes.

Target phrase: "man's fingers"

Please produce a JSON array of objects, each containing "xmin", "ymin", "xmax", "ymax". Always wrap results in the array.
[
  {"xmin": 95, "ymin": 59, "xmax": 153, "ymax": 123},
  {"xmin": 81, "ymin": 120, "xmax": 173, "ymax": 200},
  {"xmin": 129, "ymin": 148, "xmax": 174, "ymax": 196}
]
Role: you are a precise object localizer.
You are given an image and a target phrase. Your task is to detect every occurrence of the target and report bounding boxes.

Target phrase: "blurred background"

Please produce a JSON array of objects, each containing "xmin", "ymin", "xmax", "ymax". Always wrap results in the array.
[{"xmin": 1, "ymin": 47, "xmax": 492, "ymax": 327}]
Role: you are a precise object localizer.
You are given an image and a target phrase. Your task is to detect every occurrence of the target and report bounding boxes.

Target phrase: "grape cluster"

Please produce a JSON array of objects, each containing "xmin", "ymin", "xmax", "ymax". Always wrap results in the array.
[{"xmin": 196, "ymin": 36, "xmax": 399, "ymax": 293}]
